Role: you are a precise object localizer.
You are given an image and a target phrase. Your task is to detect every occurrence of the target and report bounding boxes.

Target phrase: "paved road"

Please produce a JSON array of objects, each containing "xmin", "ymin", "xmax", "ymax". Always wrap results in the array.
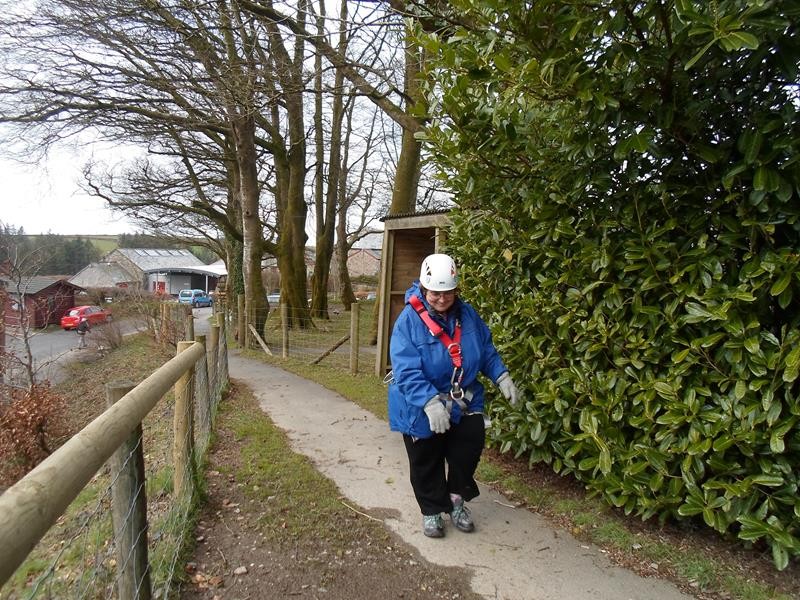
[
  {"xmin": 4, "ymin": 325, "xmax": 85, "ymax": 386},
  {"xmin": 2, "ymin": 307, "xmax": 196, "ymax": 386}
]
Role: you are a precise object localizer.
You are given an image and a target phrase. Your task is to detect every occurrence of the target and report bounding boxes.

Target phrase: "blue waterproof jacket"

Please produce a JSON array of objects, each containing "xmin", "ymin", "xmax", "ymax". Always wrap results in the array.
[{"xmin": 388, "ymin": 281, "xmax": 508, "ymax": 438}]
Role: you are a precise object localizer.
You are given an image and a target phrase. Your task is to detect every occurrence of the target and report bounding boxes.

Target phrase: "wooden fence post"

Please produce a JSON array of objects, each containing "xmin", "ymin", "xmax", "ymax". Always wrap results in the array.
[
  {"xmin": 193, "ymin": 335, "xmax": 211, "ymax": 449},
  {"xmin": 150, "ymin": 306, "xmax": 160, "ymax": 344},
  {"xmin": 216, "ymin": 315, "xmax": 229, "ymax": 392},
  {"xmin": 281, "ymin": 303, "xmax": 289, "ymax": 358},
  {"xmin": 184, "ymin": 305, "xmax": 194, "ymax": 341},
  {"xmin": 237, "ymin": 294, "xmax": 245, "ymax": 349},
  {"xmin": 208, "ymin": 322, "xmax": 220, "ymax": 409},
  {"xmin": 173, "ymin": 342, "xmax": 196, "ymax": 500},
  {"xmin": 106, "ymin": 381, "xmax": 152, "ymax": 600},
  {"xmin": 350, "ymin": 302, "xmax": 360, "ymax": 375}
]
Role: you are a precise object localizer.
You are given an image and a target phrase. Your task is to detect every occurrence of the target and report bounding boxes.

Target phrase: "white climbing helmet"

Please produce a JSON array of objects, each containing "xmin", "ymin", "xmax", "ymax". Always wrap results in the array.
[{"xmin": 419, "ymin": 253, "xmax": 458, "ymax": 291}]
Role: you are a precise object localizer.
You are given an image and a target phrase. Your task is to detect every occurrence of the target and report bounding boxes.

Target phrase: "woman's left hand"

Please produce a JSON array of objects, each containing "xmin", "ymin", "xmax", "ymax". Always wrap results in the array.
[{"xmin": 497, "ymin": 372, "xmax": 519, "ymax": 406}]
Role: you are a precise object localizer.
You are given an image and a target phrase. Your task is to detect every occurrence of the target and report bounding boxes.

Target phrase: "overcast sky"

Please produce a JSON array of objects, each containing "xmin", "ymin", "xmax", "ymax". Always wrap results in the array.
[
  {"xmin": 1, "ymin": 144, "xmax": 139, "ymax": 236},
  {"xmin": 0, "ymin": 135, "xmax": 384, "ymax": 242}
]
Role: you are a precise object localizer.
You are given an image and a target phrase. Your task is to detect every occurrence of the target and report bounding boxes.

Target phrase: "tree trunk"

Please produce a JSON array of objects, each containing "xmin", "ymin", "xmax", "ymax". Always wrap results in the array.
[
  {"xmin": 371, "ymin": 30, "xmax": 426, "ymax": 342},
  {"xmin": 311, "ymin": 0, "xmax": 331, "ymax": 320},
  {"xmin": 335, "ymin": 211, "xmax": 356, "ymax": 308},
  {"xmin": 311, "ymin": 0, "xmax": 348, "ymax": 320},
  {"xmin": 234, "ymin": 116, "xmax": 267, "ymax": 336}
]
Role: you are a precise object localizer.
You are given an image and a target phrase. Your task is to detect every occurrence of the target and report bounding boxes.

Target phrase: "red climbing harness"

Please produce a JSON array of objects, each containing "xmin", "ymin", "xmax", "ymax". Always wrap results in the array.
[{"xmin": 408, "ymin": 295, "xmax": 465, "ymax": 402}]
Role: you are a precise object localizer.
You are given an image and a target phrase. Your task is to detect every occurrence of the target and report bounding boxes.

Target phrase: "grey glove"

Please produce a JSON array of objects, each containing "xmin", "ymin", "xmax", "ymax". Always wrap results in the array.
[
  {"xmin": 424, "ymin": 397, "xmax": 451, "ymax": 434},
  {"xmin": 497, "ymin": 372, "xmax": 519, "ymax": 406}
]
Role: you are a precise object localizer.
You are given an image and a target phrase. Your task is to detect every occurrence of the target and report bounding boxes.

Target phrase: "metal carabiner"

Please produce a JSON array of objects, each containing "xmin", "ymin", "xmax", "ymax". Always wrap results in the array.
[
  {"xmin": 449, "ymin": 385, "xmax": 465, "ymax": 401},
  {"xmin": 450, "ymin": 365, "xmax": 463, "ymax": 388},
  {"xmin": 449, "ymin": 367, "xmax": 465, "ymax": 401}
]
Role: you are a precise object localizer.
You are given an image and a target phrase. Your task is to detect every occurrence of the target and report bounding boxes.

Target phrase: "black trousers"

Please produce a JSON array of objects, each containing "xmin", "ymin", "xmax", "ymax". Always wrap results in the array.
[{"xmin": 403, "ymin": 413, "xmax": 485, "ymax": 516}]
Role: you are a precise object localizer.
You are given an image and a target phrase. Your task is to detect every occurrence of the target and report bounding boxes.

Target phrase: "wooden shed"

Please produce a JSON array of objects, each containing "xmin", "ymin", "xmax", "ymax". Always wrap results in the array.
[
  {"xmin": 1, "ymin": 276, "xmax": 83, "ymax": 329},
  {"xmin": 375, "ymin": 210, "xmax": 451, "ymax": 375}
]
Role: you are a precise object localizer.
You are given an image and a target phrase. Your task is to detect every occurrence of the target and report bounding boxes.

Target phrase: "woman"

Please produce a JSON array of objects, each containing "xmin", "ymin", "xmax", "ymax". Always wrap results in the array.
[
  {"xmin": 388, "ymin": 253, "xmax": 519, "ymax": 538},
  {"xmin": 76, "ymin": 317, "xmax": 90, "ymax": 349}
]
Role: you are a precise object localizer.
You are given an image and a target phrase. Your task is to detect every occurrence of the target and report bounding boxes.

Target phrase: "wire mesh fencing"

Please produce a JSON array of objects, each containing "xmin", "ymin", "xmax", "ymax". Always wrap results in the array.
[
  {"xmin": 237, "ymin": 300, "xmax": 378, "ymax": 375},
  {"xmin": 0, "ymin": 329, "xmax": 228, "ymax": 600}
]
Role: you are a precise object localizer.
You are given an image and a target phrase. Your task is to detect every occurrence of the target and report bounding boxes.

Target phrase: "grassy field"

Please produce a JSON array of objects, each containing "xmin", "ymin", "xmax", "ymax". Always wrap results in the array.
[{"xmin": 83, "ymin": 235, "xmax": 119, "ymax": 254}]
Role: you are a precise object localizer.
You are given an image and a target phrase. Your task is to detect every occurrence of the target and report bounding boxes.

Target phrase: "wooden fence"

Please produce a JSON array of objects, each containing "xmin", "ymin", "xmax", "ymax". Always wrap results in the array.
[
  {"xmin": 234, "ymin": 294, "xmax": 370, "ymax": 375},
  {"xmin": 0, "ymin": 310, "xmax": 228, "ymax": 599}
]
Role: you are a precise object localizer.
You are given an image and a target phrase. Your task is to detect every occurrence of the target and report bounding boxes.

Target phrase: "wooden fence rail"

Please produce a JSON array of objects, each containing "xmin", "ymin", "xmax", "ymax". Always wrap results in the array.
[{"xmin": 0, "ymin": 321, "xmax": 225, "ymax": 596}]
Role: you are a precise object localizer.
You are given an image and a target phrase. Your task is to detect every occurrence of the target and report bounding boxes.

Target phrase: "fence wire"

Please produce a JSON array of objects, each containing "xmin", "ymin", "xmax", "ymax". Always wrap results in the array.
[
  {"xmin": 245, "ymin": 302, "xmax": 377, "ymax": 373},
  {"xmin": 1, "ymin": 326, "xmax": 228, "ymax": 600}
]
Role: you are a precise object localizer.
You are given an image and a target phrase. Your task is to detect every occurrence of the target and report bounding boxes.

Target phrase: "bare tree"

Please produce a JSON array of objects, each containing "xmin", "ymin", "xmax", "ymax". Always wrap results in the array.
[
  {"xmin": 0, "ymin": 0, "xmax": 434, "ymax": 333},
  {"xmin": 334, "ymin": 93, "xmax": 392, "ymax": 309},
  {"xmin": 0, "ymin": 225, "xmax": 67, "ymax": 390},
  {"xmin": 310, "ymin": 0, "xmax": 348, "ymax": 319},
  {"xmin": 0, "ymin": 1, "xmax": 312, "ymax": 329}
]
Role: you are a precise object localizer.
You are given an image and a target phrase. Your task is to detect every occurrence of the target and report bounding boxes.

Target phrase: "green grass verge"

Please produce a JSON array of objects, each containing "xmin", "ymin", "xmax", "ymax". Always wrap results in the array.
[
  {"xmin": 215, "ymin": 387, "xmax": 400, "ymax": 555},
  {"xmin": 224, "ymin": 385, "xmax": 384, "ymax": 545}
]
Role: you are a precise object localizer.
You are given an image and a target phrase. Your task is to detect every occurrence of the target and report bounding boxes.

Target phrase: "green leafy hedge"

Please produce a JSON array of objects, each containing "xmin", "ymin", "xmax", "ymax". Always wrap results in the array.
[{"xmin": 418, "ymin": 0, "xmax": 800, "ymax": 569}]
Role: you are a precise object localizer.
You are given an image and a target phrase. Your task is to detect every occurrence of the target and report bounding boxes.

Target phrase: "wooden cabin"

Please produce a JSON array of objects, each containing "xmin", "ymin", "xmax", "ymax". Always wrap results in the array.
[
  {"xmin": 1, "ymin": 276, "xmax": 83, "ymax": 329},
  {"xmin": 375, "ymin": 210, "xmax": 450, "ymax": 376}
]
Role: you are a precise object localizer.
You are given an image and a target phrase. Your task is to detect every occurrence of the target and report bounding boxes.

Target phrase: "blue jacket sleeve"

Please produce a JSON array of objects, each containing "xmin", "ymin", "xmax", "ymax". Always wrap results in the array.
[
  {"xmin": 468, "ymin": 305, "xmax": 508, "ymax": 383},
  {"xmin": 389, "ymin": 310, "xmax": 440, "ymax": 408}
]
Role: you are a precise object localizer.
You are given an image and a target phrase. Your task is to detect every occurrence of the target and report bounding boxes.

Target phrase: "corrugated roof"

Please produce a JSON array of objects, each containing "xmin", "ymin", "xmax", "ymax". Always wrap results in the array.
[
  {"xmin": 0, "ymin": 275, "xmax": 81, "ymax": 296},
  {"xmin": 113, "ymin": 248, "xmax": 205, "ymax": 271}
]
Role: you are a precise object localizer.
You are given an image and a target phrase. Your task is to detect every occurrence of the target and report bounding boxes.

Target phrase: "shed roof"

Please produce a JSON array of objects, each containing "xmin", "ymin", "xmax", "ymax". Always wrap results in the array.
[
  {"xmin": 0, "ymin": 276, "xmax": 82, "ymax": 296},
  {"xmin": 379, "ymin": 208, "xmax": 451, "ymax": 222},
  {"xmin": 70, "ymin": 262, "xmax": 138, "ymax": 288}
]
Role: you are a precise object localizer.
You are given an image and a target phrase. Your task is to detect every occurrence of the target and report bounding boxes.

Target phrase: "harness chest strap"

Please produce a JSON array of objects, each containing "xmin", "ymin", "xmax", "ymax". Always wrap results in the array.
[
  {"xmin": 408, "ymin": 295, "xmax": 462, "ymax": 364},
  {"xmin": 408, "ymin": 295, "xmax": 469, "ymax": 412}
]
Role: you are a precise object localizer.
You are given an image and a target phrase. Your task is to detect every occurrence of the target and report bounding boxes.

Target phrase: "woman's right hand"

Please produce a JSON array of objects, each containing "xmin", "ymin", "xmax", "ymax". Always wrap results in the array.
[{"xmin": 423, "ymin": 397, "xmax": 450, "ymax": 434}]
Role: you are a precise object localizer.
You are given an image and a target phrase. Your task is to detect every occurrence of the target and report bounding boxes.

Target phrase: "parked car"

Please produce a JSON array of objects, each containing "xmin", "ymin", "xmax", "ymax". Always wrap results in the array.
[
  {"xmin": 178, "ymin": 289, "xmax": 213, "ymax": 308},
  {"xmin": 60, "ymin": 305, "xmax": 113, "ymax": 330},
  {"xmin": 266, "ymin": 292, "xmax": 281, "ymax": 304}
]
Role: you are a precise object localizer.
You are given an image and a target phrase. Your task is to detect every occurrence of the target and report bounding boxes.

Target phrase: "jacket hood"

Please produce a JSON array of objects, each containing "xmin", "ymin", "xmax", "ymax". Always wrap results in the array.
[{"xmin": 404, "ymin": 280, "xmax": 423, "ymax": 304}]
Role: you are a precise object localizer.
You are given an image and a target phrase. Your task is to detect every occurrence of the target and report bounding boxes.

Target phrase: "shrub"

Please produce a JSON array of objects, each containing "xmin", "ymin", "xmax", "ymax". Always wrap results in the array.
[
  {"xmin": 419, "ymin": 0, "xmax": 800, "ymax": 569},
  {"xmin": 90, "ymin": 321, "xmax": 124, "ymax": 352},
  {"xmin": 0, "ymin": 384, "xmax": 69, "ymax": 487}
]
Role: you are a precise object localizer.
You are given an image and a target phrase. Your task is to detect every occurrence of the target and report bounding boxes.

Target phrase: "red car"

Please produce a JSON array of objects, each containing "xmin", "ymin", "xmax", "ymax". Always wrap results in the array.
[{"xmin": 60, "ymin": 305, "xmax": 113, "ymax": 330}]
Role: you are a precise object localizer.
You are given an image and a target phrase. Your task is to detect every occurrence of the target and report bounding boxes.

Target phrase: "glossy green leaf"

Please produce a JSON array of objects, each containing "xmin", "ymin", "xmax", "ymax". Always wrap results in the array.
[
  {"xmin": 723, "ymin": 30, "xmax": 759, "ymax": 50},
  {"xmin": 770, "ymin": 272, "xmax": 792, "ymax": 296},
  {"xmin": 750, "ymin": 475, "xmax": 785, "ymax": 487}
]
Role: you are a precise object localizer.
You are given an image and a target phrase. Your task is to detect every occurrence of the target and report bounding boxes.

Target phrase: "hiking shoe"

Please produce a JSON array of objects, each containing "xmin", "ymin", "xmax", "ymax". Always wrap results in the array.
[
  {"xmin": 450, "ymin": 498, "xmax": 475, "ymax": 533},
  {"xmin": 422, "ymin": 514, "xmax": 445, "ymax": 538}
]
